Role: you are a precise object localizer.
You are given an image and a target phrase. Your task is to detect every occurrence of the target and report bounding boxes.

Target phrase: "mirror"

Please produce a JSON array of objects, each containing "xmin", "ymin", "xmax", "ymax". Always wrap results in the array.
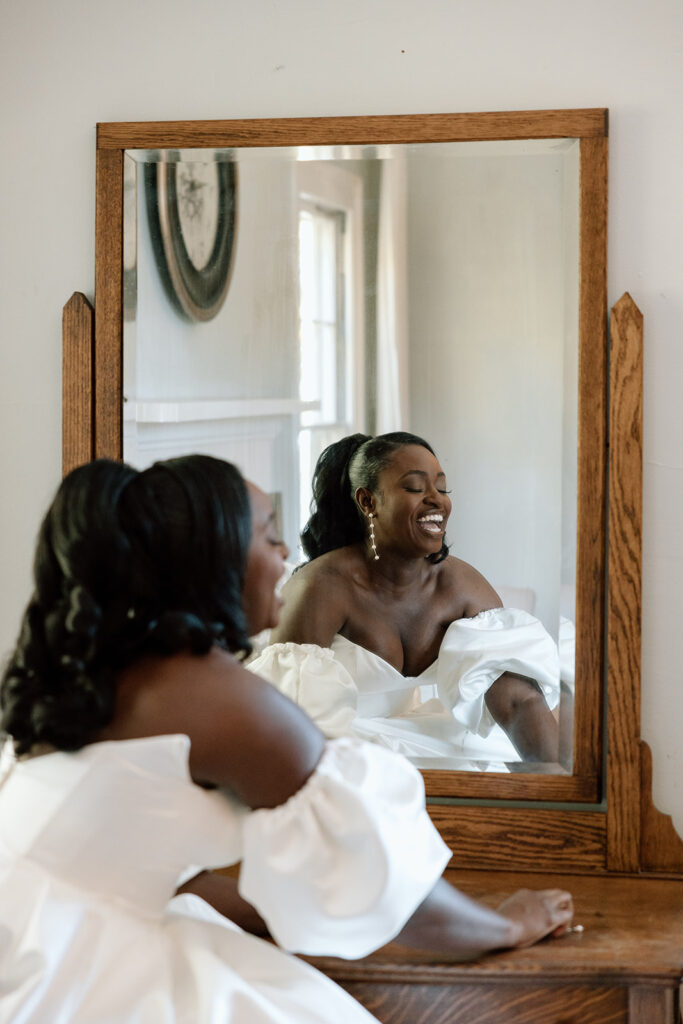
[
  {"xmin": 92, "ymin": 111, "xmax": 607, "ymax": 801},
  {"xmin": 124, "ymin": 138, "xmax": 578, "ymax": 775}
]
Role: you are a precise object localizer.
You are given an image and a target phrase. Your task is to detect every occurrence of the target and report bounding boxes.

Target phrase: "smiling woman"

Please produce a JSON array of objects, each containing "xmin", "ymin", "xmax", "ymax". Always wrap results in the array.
[{"xmin": 250, "ymin": 432, "xmax": 563, "ymax": 771}]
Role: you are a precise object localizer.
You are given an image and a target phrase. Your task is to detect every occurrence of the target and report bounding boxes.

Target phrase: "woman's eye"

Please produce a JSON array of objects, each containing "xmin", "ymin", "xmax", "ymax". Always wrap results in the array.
[
  {"xmin": 268, "ymin": 536, "xmax": 284, "ymax": 547},
  {"xmin": 438, "ymin": 489, "xmax": 452, "ymax": 495},
  {"xmin": 405, "ymin": 487, "xmax": 423, "ymax": 493}
]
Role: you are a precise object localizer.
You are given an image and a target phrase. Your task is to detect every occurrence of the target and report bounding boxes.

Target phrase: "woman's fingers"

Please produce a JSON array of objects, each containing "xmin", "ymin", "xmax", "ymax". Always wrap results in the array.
[
  {"xmin": 542, "ymin": 888, "xmax": 574, "ymax": 933},
  {"xmin": 496, "ymin": 888, "xmax": 574, "ymax": 947}
]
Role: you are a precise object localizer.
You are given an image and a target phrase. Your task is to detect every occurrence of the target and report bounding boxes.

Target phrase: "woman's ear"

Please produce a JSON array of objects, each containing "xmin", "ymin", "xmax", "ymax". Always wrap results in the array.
[{"xmin": 355, "ymin": 487, "xmax": 375, "ymax": 517}]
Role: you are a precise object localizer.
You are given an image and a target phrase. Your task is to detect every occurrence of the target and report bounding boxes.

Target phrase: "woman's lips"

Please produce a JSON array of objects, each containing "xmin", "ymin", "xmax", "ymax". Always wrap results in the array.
[{"xmin": 417, "ymin": 514, "xmax": 444, "ymax": 534}]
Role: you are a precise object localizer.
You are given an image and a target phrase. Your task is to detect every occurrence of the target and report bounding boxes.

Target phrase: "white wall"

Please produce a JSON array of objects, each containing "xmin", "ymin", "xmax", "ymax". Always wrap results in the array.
[
  {"xmin": 132, "ymin": 157, "xmax": 299, "ymax": 404},
  {"xmin": 1, "ymin": 0, "xmax": 681, "ymax": 833},
  {"xmin": 406, "ymin": 144, "xmax": 578, "ymax": 637},
  {"xmin": 126, "ymin": 155, "xmax": 303, "ymax": 549}
]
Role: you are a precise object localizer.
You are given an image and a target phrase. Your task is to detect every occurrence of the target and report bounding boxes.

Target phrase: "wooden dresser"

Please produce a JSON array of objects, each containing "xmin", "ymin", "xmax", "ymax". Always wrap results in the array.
[{"xmin": 310, "ymin": 870, "xmax": 683, "ymax": 1024}]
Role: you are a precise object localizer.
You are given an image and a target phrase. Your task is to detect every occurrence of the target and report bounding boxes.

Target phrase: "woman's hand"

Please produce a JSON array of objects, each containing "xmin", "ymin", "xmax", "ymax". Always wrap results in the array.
[
  {"xmin": 392, "ymin": 878, "xmax": 573, "ymax": 960},
  {"xmin": 496, "ymin": 888, "xmax": 574, "ymax": 947}
]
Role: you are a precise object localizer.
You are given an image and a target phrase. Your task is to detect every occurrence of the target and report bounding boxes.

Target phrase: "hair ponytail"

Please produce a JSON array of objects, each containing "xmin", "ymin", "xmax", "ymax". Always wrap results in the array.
[
  {"xmin": 1, "ymin": 455, "xmax": 253, "ymax": 755},
  {"xmin": 300, "ymin": 433, "xmax": 370, "ymax": 560}
]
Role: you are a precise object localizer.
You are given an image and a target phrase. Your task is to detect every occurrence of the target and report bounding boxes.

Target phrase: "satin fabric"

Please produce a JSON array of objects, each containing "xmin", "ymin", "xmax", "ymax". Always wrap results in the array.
[
  {"xmin": 0, "ymin": 734, "xmax": 449, "ymax": 1023},
  {"xmin": 250, "ymin": 608, "xmax": 561, "ymax": 771}
]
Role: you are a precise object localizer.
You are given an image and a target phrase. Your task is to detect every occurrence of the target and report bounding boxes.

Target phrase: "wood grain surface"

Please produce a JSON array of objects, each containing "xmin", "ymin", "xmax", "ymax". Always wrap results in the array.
[
  {"xmin": 335, "ymin": 982, "xmax": 626, "ymax": 1024},
  {"xmin": 97, "ymin": 109, "xmax": 607, "ymax": 151},
  {"xmin": 428, "ymin": 805, "xmax": 606, "ymax": 874},
  {"xmin": 309, "ymin": 869, "xmax": 683, "ymax": 1023},
  {"xmin": 94, "ymin": 148, "xmax": 123, "ymax": 460},
  {"xmin": 422, "ymin": 767, "xmax": 598, "ymax": 802},
  {"xmin": 606, "ymin": 293, "xmax": 643, "ymax": 873},
  {"xmin": 640, "ymin": 741, "xmax": 683, "ymax": 874},
  {"xmin": 62, "ymin": 292, "xmax": 93, "ymax": 476},
  {"xmin": 312, "ymin": 869, "xmax": 683, "ymax": 980},
  {"xmin": 573, "ymin": 135, "xmax": 609, "ymax": 788}
]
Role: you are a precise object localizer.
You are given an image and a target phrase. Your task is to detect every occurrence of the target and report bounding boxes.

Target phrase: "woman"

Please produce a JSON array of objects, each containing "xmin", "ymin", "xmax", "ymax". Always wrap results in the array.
[
  {"xmin": 254, "ymin": 432, "xmax": 562, "ymax": 770},
  {"xmin": 0, "ymin": 455, "xmax": 572, "ymax": 1023}
]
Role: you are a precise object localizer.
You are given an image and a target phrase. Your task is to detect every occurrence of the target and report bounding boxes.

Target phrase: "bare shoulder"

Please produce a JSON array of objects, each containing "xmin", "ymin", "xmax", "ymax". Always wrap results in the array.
[
  {"xmin": 104, "ymin": 648, "xmax": 325, "ymax": 809},
  {"xmin": 270, "ymin": 547, "xmax": 361, "ymax": 645},
  {"xmin": 437, "ymin": 555, "xmax": 502, "ymax": 617},
  {"xmin": 284, "ymin": 548, "xmax": 361, "ymax": 592}
]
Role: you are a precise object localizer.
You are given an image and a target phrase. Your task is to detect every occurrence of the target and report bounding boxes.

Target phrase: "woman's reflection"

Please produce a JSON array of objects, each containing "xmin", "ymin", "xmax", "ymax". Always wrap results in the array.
[{"xmin": 249, "ymin": 432, "xmax": 562, "ymax": 772}]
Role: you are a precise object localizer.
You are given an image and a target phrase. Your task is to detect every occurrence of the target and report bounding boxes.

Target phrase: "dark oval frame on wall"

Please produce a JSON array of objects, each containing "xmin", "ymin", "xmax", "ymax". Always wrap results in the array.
[{"xmin": 145, "ymin": 160, "xmax": 237, "ymax": 322}]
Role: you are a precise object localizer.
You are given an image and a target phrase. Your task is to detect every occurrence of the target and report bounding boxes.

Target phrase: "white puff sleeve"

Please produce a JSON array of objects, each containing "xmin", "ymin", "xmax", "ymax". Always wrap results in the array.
[
  {"xmin": 238, "ymin": 737, "xmax": 451, "ymax": 958},
  {"xmin": 437, "ymin": 608, "xmax": 561, "ymax": 737},
  {"xmin": 248, "ymin": 642, "xmax": 359, "ymax": 738}
]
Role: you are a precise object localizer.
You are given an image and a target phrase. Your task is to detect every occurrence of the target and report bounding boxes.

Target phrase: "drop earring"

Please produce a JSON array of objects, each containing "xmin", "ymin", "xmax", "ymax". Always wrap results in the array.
[{"xmin": 367, "ymin": 512, "xmax": 379, "ymax": 561}]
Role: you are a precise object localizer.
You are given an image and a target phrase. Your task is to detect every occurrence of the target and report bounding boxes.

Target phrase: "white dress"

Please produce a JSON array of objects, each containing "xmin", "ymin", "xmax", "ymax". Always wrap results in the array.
[
  {"xmin": 0, "ymin": 733, "xmax": 449, "ymax": 1023},
  {"xmin": 250, "ymin": 609, "xmax": 561, "ymax": 771}
]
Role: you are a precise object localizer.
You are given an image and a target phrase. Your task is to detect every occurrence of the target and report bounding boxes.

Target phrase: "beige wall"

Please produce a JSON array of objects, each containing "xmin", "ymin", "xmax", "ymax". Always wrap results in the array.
[{"xmin": 1, "ymin": 0, "xmax": 681, "ymax": 832}]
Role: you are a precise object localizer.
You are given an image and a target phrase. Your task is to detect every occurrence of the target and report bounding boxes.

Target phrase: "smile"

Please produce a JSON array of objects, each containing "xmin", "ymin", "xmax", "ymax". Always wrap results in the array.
[{"xmin": 416, "ymin": 513, "xmax": 444, "ymax": 534}]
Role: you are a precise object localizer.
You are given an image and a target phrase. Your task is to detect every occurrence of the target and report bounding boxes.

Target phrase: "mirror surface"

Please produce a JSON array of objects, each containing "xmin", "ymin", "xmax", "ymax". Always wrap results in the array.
[{"xmin": 123, "ymin": 138, "xmax": 580, "ymax": 774}]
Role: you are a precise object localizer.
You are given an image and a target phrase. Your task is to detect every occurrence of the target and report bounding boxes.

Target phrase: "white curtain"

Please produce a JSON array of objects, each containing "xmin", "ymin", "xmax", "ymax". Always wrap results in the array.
[{"xmin": 375, "ymin": 155, "xmax": 409, "ymax": 432}]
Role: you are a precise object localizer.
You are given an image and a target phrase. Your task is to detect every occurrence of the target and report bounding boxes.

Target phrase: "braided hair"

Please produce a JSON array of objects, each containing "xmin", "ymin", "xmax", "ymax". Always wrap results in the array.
[
  {"xmin": 300, "ymin": 431, "xmax": 449, "ymax": 564},
  {"xmin": 0, "ymin": 454, "xmax": 252, "ymax": 755}
]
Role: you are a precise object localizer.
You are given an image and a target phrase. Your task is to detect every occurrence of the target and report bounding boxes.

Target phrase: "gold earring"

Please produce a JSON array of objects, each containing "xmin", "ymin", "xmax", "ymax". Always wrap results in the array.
[{"xmin": 367, "ymin": 512, "xmax": 379, "ymax": 561}]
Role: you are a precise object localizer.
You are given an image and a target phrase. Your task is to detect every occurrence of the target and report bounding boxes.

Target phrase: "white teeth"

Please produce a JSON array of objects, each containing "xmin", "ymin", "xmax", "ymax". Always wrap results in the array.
[{"xmin": 418, "ymin": 514, "xmax": 443, "ymax": 522}]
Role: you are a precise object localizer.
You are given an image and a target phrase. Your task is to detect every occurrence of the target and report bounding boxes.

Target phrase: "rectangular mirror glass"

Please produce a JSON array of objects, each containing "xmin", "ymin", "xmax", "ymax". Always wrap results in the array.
[{"xmin": 123, "ymin": 138, "xmax": 579, "ymax": 775}]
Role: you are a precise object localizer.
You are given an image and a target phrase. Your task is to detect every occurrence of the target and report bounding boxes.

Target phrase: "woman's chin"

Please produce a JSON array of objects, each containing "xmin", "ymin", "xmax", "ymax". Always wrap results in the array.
[
  {"xmin": 266, "ymin": 600, "xmax": 284, "ymax": 632},
  {"xmin": 248, "ymin": 598, "xmax": 283, "ymax": 638},
  {"xmin": 413, "ymin": 530, "xmax": 444, "ymax": 553}
]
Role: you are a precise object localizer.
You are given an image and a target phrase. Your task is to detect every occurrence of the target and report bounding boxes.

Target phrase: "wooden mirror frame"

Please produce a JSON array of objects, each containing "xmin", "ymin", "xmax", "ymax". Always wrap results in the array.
[{"xmin": 63, "ymin": 108, "xmax": 683, "ymax": 875}]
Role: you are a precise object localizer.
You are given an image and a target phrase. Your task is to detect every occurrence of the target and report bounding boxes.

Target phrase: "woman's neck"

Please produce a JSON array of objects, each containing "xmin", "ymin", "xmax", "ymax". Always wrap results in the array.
[{"xmin": 362, "ymin": 547, "xmax": 436, "ymax": 595}]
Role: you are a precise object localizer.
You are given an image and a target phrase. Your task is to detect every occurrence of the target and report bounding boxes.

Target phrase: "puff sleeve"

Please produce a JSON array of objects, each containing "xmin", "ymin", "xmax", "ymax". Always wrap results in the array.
[
  {"xmin": 437, "ymin": 608, "xmax": 561, "ymax": 737},
  {"xmin": 248, "ymin": 642, "xmax": 359, "ymax": 738},
  {"xmin": 238, "ymin": 737, "xmax": 451, "ymax": 958}
]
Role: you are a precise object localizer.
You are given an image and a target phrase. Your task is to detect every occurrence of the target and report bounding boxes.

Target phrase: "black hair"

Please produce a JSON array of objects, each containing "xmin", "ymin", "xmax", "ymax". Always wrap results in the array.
[
  {"xmin": 0, "ymin": 454, "xmax": 252, "ymax": 755},
  {"xmin": 300, "ymin": 431, "xmax": 449, "ymax": 564}
]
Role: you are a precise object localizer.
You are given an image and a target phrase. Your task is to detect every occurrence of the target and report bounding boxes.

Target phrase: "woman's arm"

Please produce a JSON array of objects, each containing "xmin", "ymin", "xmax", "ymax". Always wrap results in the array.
[
  {"xmin": 163, "ymin": 653, "xmax": 570, "ymax": 958},
  {"xmin": 392, "ymin": 877, "xmax": 573, "ymax": 958},
  {"xmin": 178, "ymin": 872, "xmax": 573, "ymax": 959},
  {"xmin": 269, "ymin": 561, "xmax": 348, "ymax": 647},
  {"xmin": 485, "ymin": 673, "xmax": 560, "ymax": 763},
  {"xmin": 106, "ymin": 647, "xmax": 327, "ymax": 808},
  {"xmin": 176, "ymin": 871, "xmax": 271, "ymax": 937},
  {"xmin": 115, "ymin": 647, "xmax": 570, "ymax": 958},
  {"xmin": 452, "ymin": 558, "xmax": 560, "ymax": 763}
]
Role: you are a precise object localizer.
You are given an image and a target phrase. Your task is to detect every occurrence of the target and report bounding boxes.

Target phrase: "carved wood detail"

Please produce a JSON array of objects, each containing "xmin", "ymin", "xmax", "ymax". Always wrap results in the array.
[
  {"xmin": 606, "ymin": 292, "xmax": 643, "ymax": 872},
  {"xmin": 639, "ymin": 741, "xmax": 683, "ymax": 874},
  {"xmin": 606, "ymin": 293, "xmax": 682, "ymax": 876},
  {"xmin": 62, "ymin": 291, "xmax": 94, "ymax": 476}
]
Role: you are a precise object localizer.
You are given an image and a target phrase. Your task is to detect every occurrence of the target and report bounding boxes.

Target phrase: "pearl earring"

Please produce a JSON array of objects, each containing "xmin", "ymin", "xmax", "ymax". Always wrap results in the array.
[{"xmin": 367, "ymin": 512, "xmax": 379, "ymax": 561}]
